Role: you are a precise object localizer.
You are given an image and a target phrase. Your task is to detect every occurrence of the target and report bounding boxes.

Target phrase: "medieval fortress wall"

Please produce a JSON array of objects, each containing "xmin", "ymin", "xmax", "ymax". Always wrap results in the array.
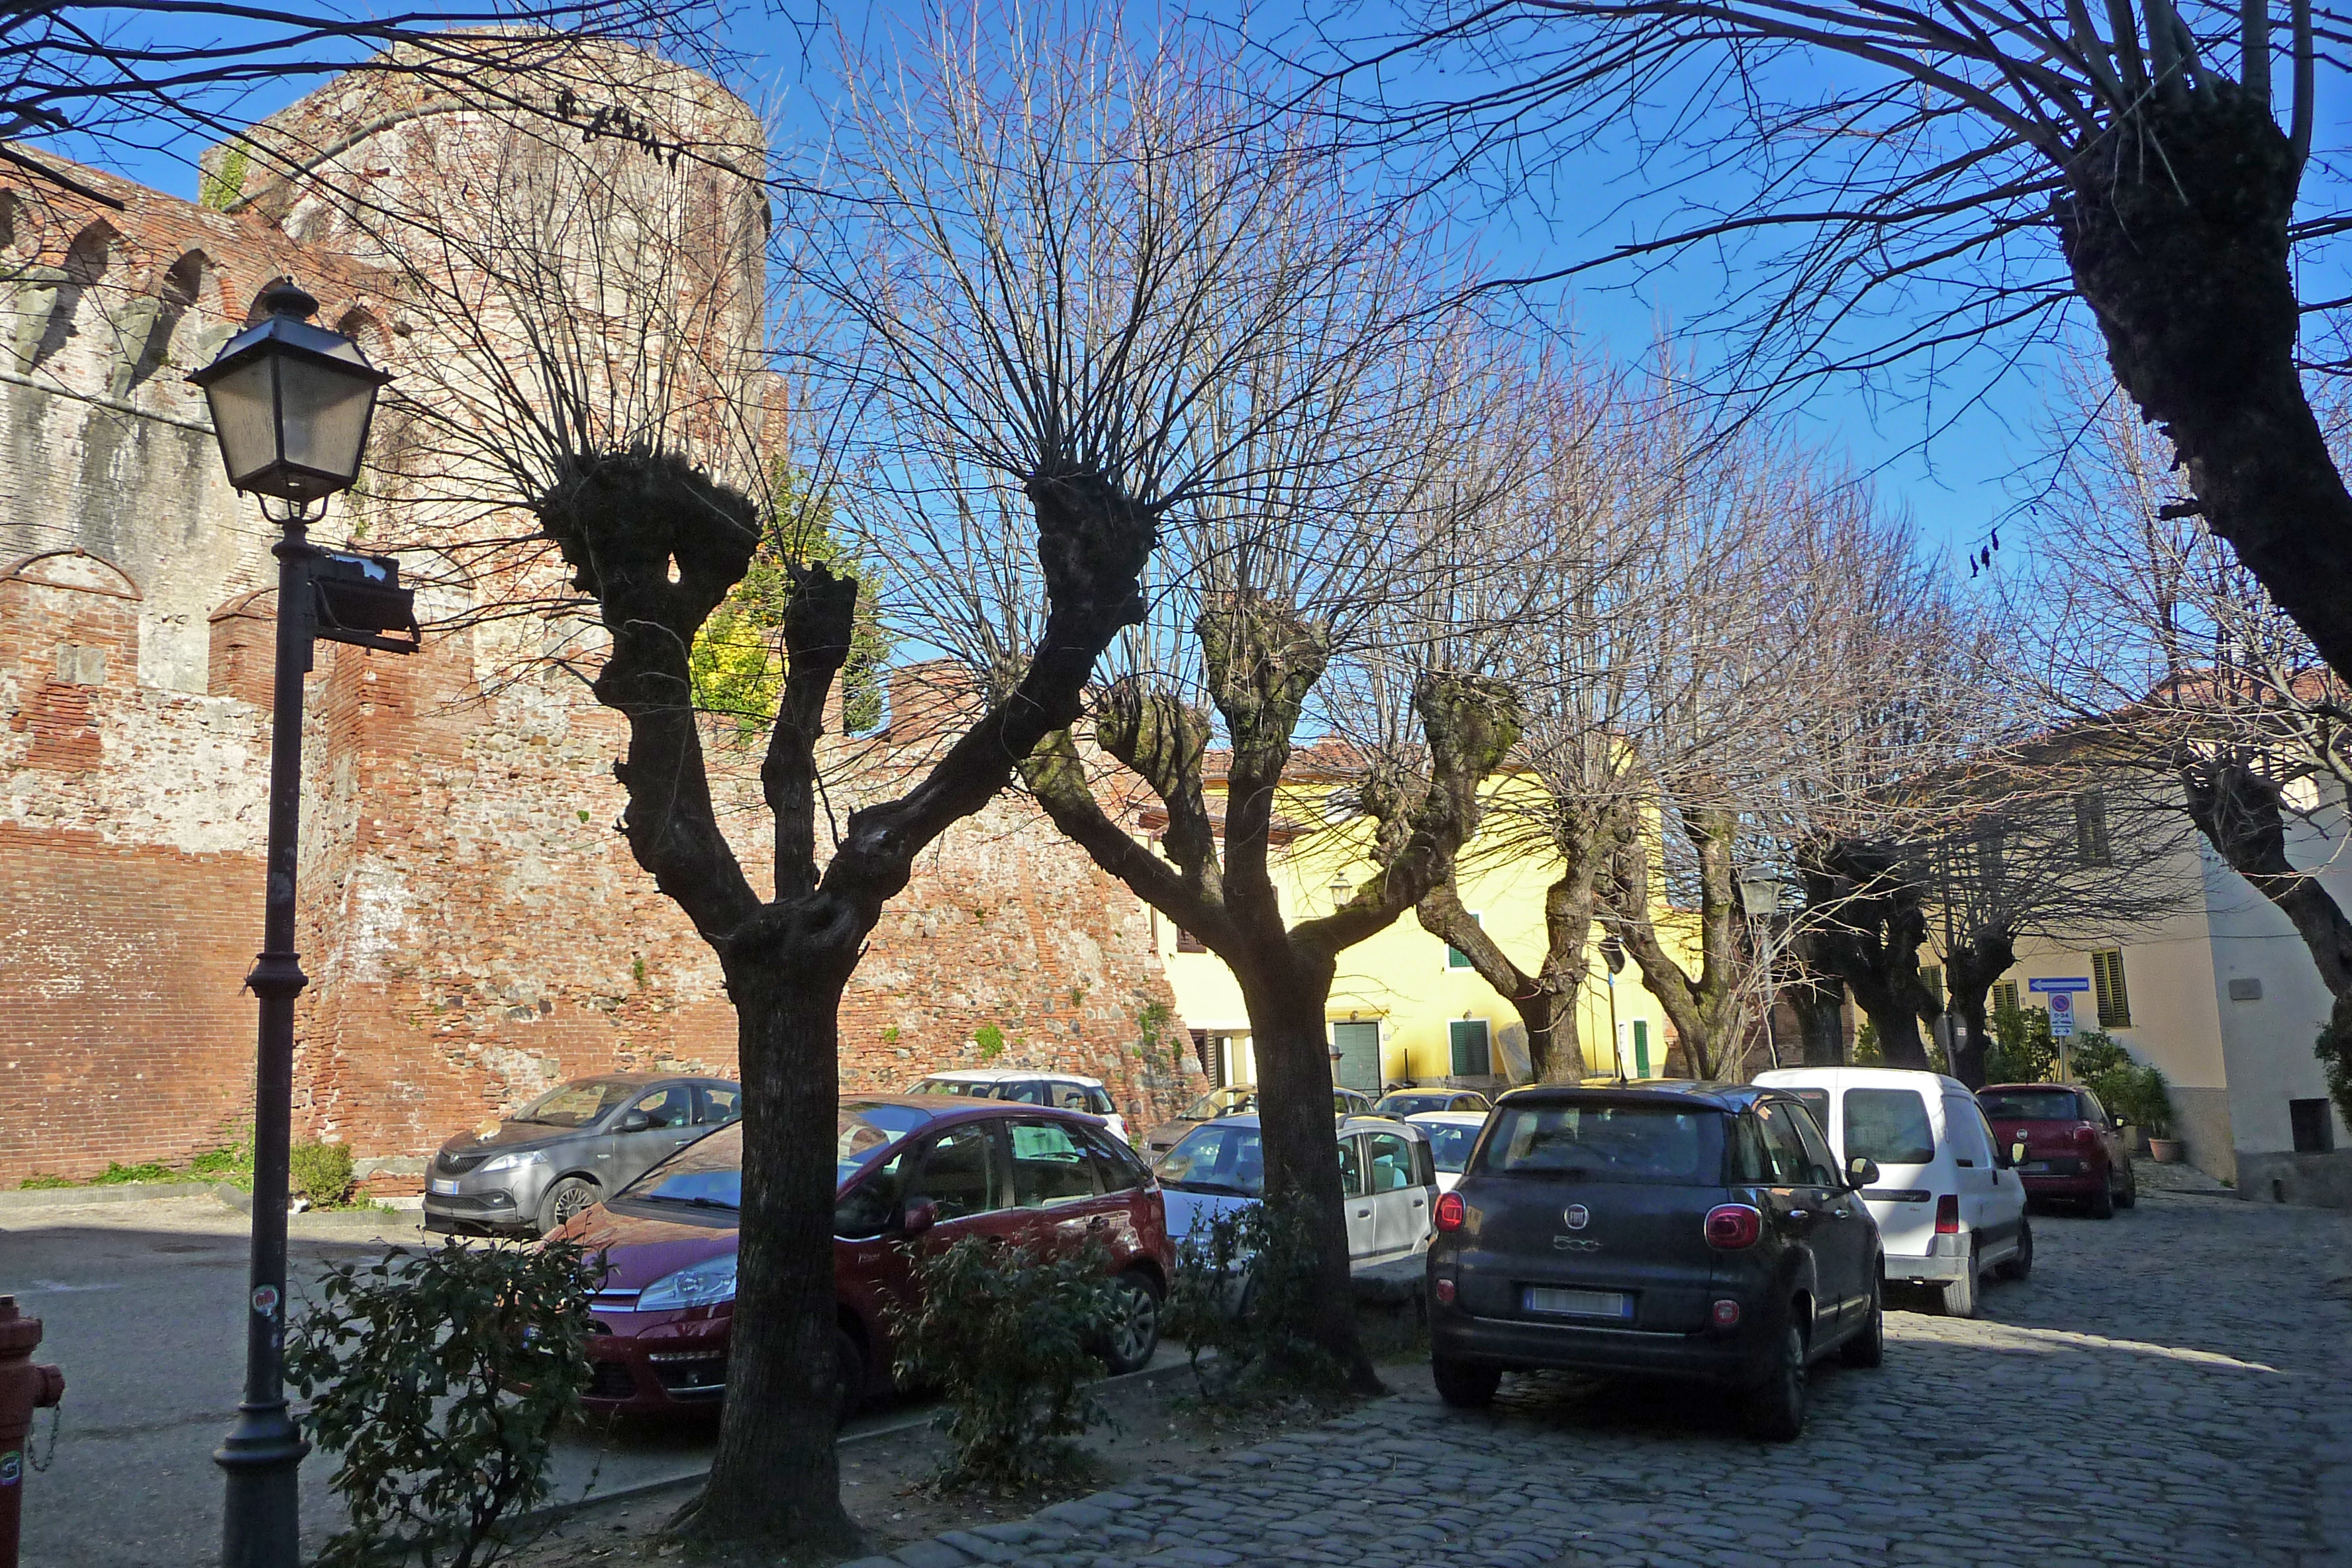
[{"xmin": 0, "ymin": 40, "xmax": 1193, "ymax": 1187}]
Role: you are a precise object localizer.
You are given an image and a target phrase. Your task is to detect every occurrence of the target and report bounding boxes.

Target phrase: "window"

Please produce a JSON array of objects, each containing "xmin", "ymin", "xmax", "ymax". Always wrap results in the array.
[
  {"xmin": 2092, "ymin": 950, "xmax": 2133, "ymax": 1028},
  {"xmin": 2075, "ymin": 790, "xmax": 2112, "ymax": 867},
  {"xmin": 1843, "ymin": 1088, "xmax": 1936, "ymax": 1166},
  {"xmin": 1420, "ymin": 1122, "xmax": 1478, "ymax": 1174},
  {"xmin": 1979, "ymin": 1088, "xmax": 2084, "ymax": 1122},
  {"xmin": 1992, "ymin": 981, "xmax": 2020, "ymax": 1015},
  {"xmin": 695, "ymin": 1085, "xmax": 741, "ymax": 1126},
  {"xmin": 834, "ymin": 1150, "xmax": 904, "ymax": 1238},
  {"xmin": 1008, "ymin": 1120, "xmax": 1103, "ymax": 1206},
  {"xmin": 1449, "ymin": 1018, "xmax": 1492, "ymax": 1076},
  {"xmin": 997, "ymin": 1081, "xmax": 1048, "ymax": 1105},
  {"xmin": 1152, "ymin": 1123, "xmax": 1265, "ymax": 1197},
  {"xmin": 631, "ymin": 1085, "xmax": 693, "ymax": 1130},
  {"xmin": 1479, "ymin": 1102, "xmax": 1714, "ymax": 1184},
  {"xmin": 1445, "ymin": 912, "xmax": 1483, "ymax": 969},
  {"xmin": 1753, "ymin": 1102, "xmax": 1822, "ymax": 1185},
  {"xmin": 1080, "ymin": 1125, "xmax": 1148, "ymax": 1191},
  {"xmin": 1941, "ymin": 1095, "xmax": 1993, "ymax": 1168},
  {"xmin": 1363, "ymin": 1131, "xmax": 1416, "ymax": 1192},
  {"xmin": 1783, "ymin": 1102, "xmax": 1843, "ymax": 1186},
  {"xmin": 1175, "ymin": 926, "xmax": 1206, "ymax": 954},
  {"xmin": 905, "ymin": 1123, "xmax": 1003, "ymax": 1221},
  {"xmin": 2291, "ymin": 1099, "xmax": 2336, "ymax": 1154},
  {"xmin": 1338, "ymin": 1136, "xmax": 1368, "ymax": 1199}
]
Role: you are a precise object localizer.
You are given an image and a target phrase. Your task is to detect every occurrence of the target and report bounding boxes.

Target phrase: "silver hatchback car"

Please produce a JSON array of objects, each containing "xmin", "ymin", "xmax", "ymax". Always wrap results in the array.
[{"xmin": 423, "ymin": 1074, "xmax": 741, "ymax": 1235}]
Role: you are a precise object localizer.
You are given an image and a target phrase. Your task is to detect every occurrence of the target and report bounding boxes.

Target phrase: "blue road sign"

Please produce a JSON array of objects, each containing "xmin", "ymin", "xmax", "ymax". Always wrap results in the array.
[{"xmin": 2028, "ymin": 977, "xmax": 2092, "ymax": 993}]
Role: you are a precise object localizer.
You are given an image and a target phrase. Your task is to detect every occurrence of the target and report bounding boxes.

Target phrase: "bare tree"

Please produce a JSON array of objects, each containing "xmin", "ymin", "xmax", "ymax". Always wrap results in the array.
[
  {"xmin": 1315, "ymin": 0, "xmax": 2352, "ymax": 687},
  {"xmin": 2012, "ymin": 357, "xmax": 2352, "ymax": 1116}
]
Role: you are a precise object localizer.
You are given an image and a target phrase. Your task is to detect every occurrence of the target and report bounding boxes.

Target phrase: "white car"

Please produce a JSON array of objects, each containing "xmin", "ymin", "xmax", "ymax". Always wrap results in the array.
[
  {"xmin": 1753, "ymin": 1066, "xmax": 2030, "ymax": 1317},
  {"xmin": 1152, "ymin": 1114, "xmax": 1438, "ymax": 1271},
  {"xmin": 906, "ymin": 1068, "xmax": 1130, "ymax": 1145},
  {"xmin": 1402, "ymin": 1109, "xmax": 1489, "ymax": 1193}
]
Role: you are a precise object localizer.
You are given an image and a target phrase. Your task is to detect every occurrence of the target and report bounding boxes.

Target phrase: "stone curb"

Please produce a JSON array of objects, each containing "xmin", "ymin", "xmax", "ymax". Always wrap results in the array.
[{"xmin": 0, "ymin": 1181, "xmax": 220, "ymax": 1212}]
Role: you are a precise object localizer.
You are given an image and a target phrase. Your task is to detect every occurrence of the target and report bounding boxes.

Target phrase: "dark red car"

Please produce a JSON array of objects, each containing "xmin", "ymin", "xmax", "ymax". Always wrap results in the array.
[
  {"xmin": 552, "ymin": 1095, "xmax": 1174, "ymax": 1417},
  {"xmin": 1980, "ymin": 1083, "xmax": 2137, "ymax": 1218}
]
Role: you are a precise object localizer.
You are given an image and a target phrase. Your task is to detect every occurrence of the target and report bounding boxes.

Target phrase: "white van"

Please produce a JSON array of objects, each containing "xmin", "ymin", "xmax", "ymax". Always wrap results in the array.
[{"xmin": 1752, "ymin": 1067, "xmax": 2030, "ymax": 1317}]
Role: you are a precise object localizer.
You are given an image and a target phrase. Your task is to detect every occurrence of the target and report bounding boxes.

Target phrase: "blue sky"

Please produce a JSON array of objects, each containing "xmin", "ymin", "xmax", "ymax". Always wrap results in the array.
[{"xmin": 62, "ymin": 0, "xmax": 2343, "ymax": 569}]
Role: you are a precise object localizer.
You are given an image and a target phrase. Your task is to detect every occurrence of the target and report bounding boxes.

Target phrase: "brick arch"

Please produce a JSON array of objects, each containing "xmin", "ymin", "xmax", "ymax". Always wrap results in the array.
[
  {"xmin": 208, "ymin": 587, "xmax": 278, "ymax": 707},
  {"xmin": 26, "ymin": 219, "xmax": 122, "ymax": 372},
  {"xmin": 125, "ymin": 249, "xmax": 215, "ymax": 393},
  {"xmin": 1, "ymin": 548, "xmax": 142, "ymax": 771},
  {"xmin": 0, "ymin": 187, "xmax": 32, "ymax": 260}
]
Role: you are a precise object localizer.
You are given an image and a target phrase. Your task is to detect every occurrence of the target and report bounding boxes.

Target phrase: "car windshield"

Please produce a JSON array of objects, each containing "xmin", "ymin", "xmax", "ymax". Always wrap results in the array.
[
  {"xmin": 1843, "ymin": 1087, "xmax": 1938, "ymax": 1165},
  {"xmin": 1153, "ymin": 1124, "xmax": 1265, "ymax": 1197},
  {"xmin": 1419, "ymin": 1122, "xmax": 1479, "ymax": 1173},
  {"xmin": 1979, "ymin": 1089, "xmax": 2084, "ymax": 1122},
  {"xmin": 910, "ymin": 1077, "xmax": 994, "ymax": 1097},
  {"xmin": 513, "ymin": 1080, "xmax": 636, "ymax": 1128},
  {"xmin": 1377, "ymin": 1093, "xmax": 1451, "ymax": 1117},
  {"xmin": 837, "ymin": 1104, "xmax": 930, "ymax": 1184},
  {"xmin": 1479, "ymin": 1102, "xmax": 1713, "ymax": 1184},
  {"xmin": 1181, "ymin": 1086, "xmax": 1255, "ymax": 1120}
]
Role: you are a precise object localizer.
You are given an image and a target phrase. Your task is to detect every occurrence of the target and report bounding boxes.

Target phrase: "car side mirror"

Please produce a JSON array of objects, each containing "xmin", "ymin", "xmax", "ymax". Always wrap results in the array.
[
  {"xmin": 1845, "ymin": 1157, "xmax": 1881, "ymax": 1189},
  {"xmin": 901, "ymin": 1199, "xmax": 939, "ymax": 1236},
  {"xmin": 618, "ymin": 1110, "xmax": 653, "ymax": 1133}
]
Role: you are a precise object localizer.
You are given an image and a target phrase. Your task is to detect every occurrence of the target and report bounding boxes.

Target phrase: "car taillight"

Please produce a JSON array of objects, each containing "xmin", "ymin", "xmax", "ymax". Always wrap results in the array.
[
  {"xmin": 2074, "ymin": 1125, "xmax": 2100, "ymax": 1147},
  {"xmin": 1936, "ymin": 1194, "xmax": 1961, "ymax": 1234},
  {"xmin": 1434, "ymin": 1192, "xmax": 1467, "ymax": 1232},
  {"xmin": 1704, "ymin": 1204, "xmax": 1762, "ymax": 1248}
]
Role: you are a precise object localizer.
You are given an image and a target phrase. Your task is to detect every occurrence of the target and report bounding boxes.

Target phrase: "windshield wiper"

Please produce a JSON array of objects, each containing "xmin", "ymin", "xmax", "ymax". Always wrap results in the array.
[
  {"xmin": 1165, "ymin": 1179, "xmax": 1256, "ymax": 1197},
  {"xmin": 645, "ymin": 1193, "xmax": 738, "ymax": 1211}
]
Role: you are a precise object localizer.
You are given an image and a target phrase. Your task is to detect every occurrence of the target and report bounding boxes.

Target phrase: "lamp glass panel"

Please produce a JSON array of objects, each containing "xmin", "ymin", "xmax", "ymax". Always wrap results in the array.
[
  {"xmin": 277, "ymin": 355, "xmax": 378, "ymax": 484},
  {"xmin": 202, "ymin": 357, "xmax": 281, "ymax": 485}
]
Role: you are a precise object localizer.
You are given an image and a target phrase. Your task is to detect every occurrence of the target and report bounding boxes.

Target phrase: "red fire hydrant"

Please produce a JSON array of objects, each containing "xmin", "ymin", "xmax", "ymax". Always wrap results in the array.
[{"xmin": 0, "ymin": 1297, "xmax": 64, "ymax": 1568}]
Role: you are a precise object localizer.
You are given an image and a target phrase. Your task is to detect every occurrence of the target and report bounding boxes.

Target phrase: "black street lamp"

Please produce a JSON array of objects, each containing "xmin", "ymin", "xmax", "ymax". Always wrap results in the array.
[{"xmin": 189, "ymin": 278, "xmax": 413, "ymax": 1568}]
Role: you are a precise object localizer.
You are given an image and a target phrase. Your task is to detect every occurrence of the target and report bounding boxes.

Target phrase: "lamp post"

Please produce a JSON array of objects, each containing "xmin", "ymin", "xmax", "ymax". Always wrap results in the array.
[{"xmin": 189, "ymin": 278, "xmax": 410, "ymax": 1568}]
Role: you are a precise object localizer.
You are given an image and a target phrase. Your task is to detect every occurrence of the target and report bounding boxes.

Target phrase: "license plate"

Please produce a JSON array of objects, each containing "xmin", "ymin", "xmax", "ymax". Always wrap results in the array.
[
  {"xmin": 1524, "ymin": 1286, "xmax": 1632, "ymax": 1320},
  {"xmin": 430, "ymin": 1178, "xmax": 461, "ymax": 1196},
  {"xmin": 2018, "ymin": 1162, "xmax": 2050, "ymax": 1175}
]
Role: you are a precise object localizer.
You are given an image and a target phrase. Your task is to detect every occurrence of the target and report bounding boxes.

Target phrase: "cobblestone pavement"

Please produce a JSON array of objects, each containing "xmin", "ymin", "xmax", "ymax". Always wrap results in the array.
[{"xmin": 852, "ymin": 1190, "xmax": 2352, "ymax": 1568}]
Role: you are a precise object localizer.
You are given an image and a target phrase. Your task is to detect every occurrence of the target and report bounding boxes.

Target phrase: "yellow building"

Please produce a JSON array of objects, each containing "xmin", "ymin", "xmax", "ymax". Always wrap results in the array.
[{"xmin": 1150, "ymin": 758, "xmax": 1684, "ymax": 1094}]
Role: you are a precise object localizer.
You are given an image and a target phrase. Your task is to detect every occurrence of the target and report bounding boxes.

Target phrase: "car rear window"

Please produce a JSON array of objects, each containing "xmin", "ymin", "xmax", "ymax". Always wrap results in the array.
[
  {"xmin": 1843, "ymin": 1088, "xmax": 1936, "ymax": 1165},
  {"xmin": 1419, "ymin": 1122, "xmax": 1478, "ymax": 1173},
  {"xmin": 1979, "ymin": 1089, "xmax": 2083, "ymax": 1121},
  {"xmin": 910, "ymin": 1077, "xmax": 994, "ymax": 1097},
  {"xmin": 1478, "ymin": 1103, "xmax": 1715, "ymax": 1184},
  {"xmin": 1153, "ymin": 1124, "xmax": 1265, "ymax": 1197}
]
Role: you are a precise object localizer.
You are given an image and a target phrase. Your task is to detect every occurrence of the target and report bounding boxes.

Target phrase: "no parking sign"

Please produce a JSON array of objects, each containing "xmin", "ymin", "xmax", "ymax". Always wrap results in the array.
[{"xmin": 2047, "ymin": 991, "xmax": 2076, "ymax": 1037}]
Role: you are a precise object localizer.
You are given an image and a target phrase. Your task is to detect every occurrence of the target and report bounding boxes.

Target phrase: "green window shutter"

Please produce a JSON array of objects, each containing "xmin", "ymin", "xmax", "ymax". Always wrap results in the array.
[
  {"xmin": 1446, "ymin": 912, "xmax": 1482, "ymax": 970},
  {"xmin": 1449, "ymin": 1020, "xmax": 1491, "ymax": 1076},
  {"xmin": 1632, "ymin": 1019, "xmax": 1650, "ymax": 1078},
  {"xmin": 2092, "ymin": 951, "xmax": 2132, "ymax": 1028}
]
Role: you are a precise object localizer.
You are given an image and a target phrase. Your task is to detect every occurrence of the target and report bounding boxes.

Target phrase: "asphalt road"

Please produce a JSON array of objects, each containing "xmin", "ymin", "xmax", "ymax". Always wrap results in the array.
[{"xmin": 0, "ymin": 1193, "xmax": 971, "ymax": 1568}]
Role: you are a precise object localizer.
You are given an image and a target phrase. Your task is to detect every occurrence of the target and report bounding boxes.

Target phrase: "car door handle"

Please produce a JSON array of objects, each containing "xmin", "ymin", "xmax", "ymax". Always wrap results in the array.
[
  {"xmin": 1087, "ymin": 1215, "xmax": 1108, "ymax": 1230},
  {"xmin": 1353, "ymin": 1207, "xmax": 1372, "ymax": 1219},
  {"xmin": 1410, "ymin": 1197, "xmax": 1426, "ymax": 1208}
]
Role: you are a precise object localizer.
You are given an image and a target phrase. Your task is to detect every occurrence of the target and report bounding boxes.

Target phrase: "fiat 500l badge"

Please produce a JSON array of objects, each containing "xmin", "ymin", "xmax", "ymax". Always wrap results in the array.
[{"xmin": 1563, "ymin": 1204, "xmax": 1590, "ymax": 1230}]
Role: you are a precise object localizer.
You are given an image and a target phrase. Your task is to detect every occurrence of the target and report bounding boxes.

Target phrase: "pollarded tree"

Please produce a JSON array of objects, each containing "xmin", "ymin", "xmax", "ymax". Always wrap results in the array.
[
  {"xmin": 1331, "ymin": 0, "xmax": 2352, "ymax": 687},
  {"xmin": 332, "ymin": 21, "xmax": 1337, "ymax": 1551}
]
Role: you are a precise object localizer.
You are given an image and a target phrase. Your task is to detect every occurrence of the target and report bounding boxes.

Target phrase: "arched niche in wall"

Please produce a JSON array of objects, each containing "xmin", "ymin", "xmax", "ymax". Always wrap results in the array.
[
  {"xmin": 26, "ymin": 220, "xmax": 122, "ymax": 375},
  {"xmin": 1, "ymin": 549, "xmax": 143, "ymax": 771},
  {"xmin": 207, "ymin": 587, "xmax": 279, "ymax": 709},
  {"xmin": 122, "ymin": 249, "xmax": 217, "ymax": 397}
]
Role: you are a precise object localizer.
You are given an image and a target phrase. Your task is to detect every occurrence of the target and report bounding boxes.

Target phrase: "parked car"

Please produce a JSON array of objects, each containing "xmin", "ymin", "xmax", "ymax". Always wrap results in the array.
[
  {"xmin": 1404, "ymin": 1109, "xmax": 1489, "ymax": 1193},
  {"xmin": 556, "ymin": 1096, "xmax": 1175, "ymax": 1418},
  {"xmin": 1424, "ymin": 1083, "xmax": 1885, "ymax": 1440},
  {"xmin": 1753, "ymin": 1066, "xmax": 2030, "ymax": 1317},
  {"xmin": 1980, "ymin": 1082, "xmax": 2137, "ymax": 1217},
  {"xmin": 424, "ymin": 1074, "xmax": 740, "ymax": 1236},
  {"xmin": 904, "ymin": 1067, "xmax": 1130, "ymax": 1144},
  {"xmin": 1152, "ymin": 1113, "xmax": 1439, "ymax": 1271},
  {"xmin": 1142, "ymin": 1084, "xmax": 1378, "ymax": 1153},
  {"xmin": 1375, "ymin": 1088, "xmax": 1493, "ymax": 1119}
]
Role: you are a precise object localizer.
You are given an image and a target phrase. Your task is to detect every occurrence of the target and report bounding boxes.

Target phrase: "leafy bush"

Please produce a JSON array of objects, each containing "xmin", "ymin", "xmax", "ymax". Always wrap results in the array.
[
  {"xmin": 2098, "ymin": 1062, "xmax": 2173, "ymax": 1138},
  {"xmin": 290, "ymin": 1140, "xmax": 356, "ymax": 1208},
  {"xmin": 973, "ymin": 1022, "xmax": 1007, "ymax": 1061},
  {"xmin": 887, "ymin": 1234, "xmax": 1118, "ymax": 1489},
  {"xmin": 288, "ymin": 1238, "xmax": 603, "ymax": 1568},
  {"xmin": 90, "ymin": 1160, "xmax": 177, "ymax": 1185},
  {"xmin": 1165, "ymin": 1201, "xmax": 1342, "ymax": 1400},
  {"xmin": 17, "ymin": 1173, "xmax": 74, "ymax": 1190},
  {"xmin": 1986, "ymin": 1003, "xmax": 2056, "ymax": 1084}
]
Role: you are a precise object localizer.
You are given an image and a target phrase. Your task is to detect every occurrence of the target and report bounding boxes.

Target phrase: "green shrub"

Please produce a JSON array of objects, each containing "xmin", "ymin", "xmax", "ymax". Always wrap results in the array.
[
  {"xmin": 17, "ymin": 1173, "xmax": 74, "ymax": 1190},
  {"xmin": 1986, "ymin": 1003, "xmax": 2056, "ymax": 1084},
  {"xmin": 887, "ymin": 1234, "xmax": 1118, "ymax": 1489},
  {"xmin": 290, "ymin": 1140, "xmax": 356, "ymax": 1208},
  {"xmin": 288, "ymin": 1238, "xmax": 602, "ymax": 1568},
  {"xmin": 973, "ymin": 1022, "xmax": 1007, "ymax": 1061},
  {"xmin": 1165, "ymin": 1200, "xmax": 1342, "ymax": 1400},
  {"xmin": 90, "ymin": 1160, "xmax": 177, "ymax": 1185},
  {"xmin": 2098, "ymin": 1062, "xmax": 2173, "ymax": 1138}
]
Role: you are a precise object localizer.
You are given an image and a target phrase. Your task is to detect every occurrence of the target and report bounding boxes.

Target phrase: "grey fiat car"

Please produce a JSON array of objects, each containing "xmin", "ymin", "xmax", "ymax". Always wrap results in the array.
[
  {"xmin": 1426, "ymin": 1083, "xmax": 1885, "ymax": 1440},
  {"xmin": 424, "ymin": 1074, "xmax": 741, "ymax": 1235}
]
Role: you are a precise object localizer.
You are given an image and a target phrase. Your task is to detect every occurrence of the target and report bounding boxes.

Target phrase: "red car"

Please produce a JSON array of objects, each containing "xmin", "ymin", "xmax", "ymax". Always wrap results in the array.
[
  {"xmin": 552, "ymin": 1095, "xmax": 1175, "ymax": 1417},
  {"xmin": 1979, "ymin": 1083, "xmax": 2137, "ymax": 1218}
]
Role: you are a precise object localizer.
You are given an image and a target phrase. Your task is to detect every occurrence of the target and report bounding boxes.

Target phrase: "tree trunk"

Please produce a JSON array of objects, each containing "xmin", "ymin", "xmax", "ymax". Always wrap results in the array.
[
  {"xmin": 1942, "ymin": 929, "xmax": 2016, "ymax": 1090},
  {"xmin": 684, "ymin": 948, "xmax": 861, "ymax": 1551},
  {"xmin": 2061, "ymin": 96, "xmax": 2352, "ymax": 687},
  {"xmin": 1516, "ymin": 985, "xmax": 1582, "ymax": 1085},
  {"xmin": 1788, "ymin": 973, "xmax": 1847, "ymax": 1067},
  {"xmin": 1236, "ymin": 952, "xmax": 1382, "ymax": 1393}
]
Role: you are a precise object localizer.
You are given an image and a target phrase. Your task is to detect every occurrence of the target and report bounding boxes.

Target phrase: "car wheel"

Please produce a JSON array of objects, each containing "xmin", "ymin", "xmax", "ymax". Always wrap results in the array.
[
  {"xmin": 2118, "ymin": 1165, "xmax": 2137, "ymax": 1209},
  {"xmin": 1941, "ymin": 1242, "xmax": 1980, "ymax": 1318},
  {"xmin": 1742, "ymin": 1322, "xmax": 1807, "ymax": 1441},
  {"xmin": 1102, "ymin": 1271, "xmax": 1164, "ymax": 1375},
  {"xmin": 2088, "ymin": 1176, "xmax": 2116, "ymax": 1220},
  {"xmin": 834, "ymin": 1327, "xmax": 867, "ymax": 1428},
  {"xmin": 1432, "ymin": 1354, "xmax": 1500, "ymax": 1408},
  {"xmin": 1840, "ymin": 1272, "xmax": 1885, "ymax": 1369},
  {"xmin": 1997, "ymin": 1216, "xmax": 2034, "ymax": 1282},
  {"xmin": 536, "ymin": 1175, "xmax": 599, "ymax": 1235}
]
